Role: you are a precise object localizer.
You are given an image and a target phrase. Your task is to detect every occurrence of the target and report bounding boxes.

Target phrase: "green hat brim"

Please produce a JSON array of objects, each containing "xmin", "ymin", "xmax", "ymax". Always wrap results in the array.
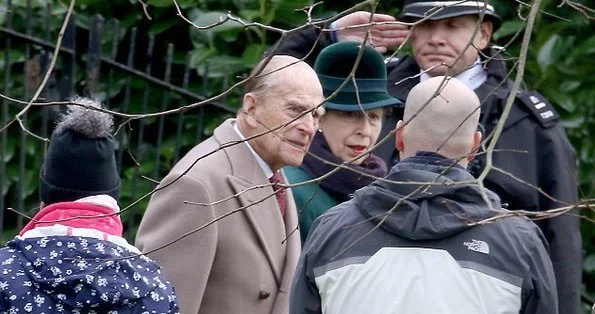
[
  {"xmin": 324, "ymin": 92, "xmax": 402, "ymax": 111},
  {"xmin": 319, "ymin": 74, "xmax": 402, "ymax": 111}
]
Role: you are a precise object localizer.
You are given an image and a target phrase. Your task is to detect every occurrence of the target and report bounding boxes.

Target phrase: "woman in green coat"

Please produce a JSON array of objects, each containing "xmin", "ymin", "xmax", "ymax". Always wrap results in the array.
[{"xmin": 284, "ymin": 41, "xmax": 402, "ymax": 242}]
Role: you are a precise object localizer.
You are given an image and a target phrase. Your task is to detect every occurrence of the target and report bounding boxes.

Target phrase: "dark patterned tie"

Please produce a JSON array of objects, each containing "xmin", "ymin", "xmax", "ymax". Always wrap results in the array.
[{"xmin": 269, "ymin": 171, "xmax": 287, "ymax": 219}]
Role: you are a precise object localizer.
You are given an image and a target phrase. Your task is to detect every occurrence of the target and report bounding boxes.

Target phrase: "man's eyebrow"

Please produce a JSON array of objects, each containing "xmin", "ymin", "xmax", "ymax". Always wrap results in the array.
[
  {"xmin": 286, "ymin": 102, "xmax": 310, "ymax": 111},
  {"xmin": 287, "ymin": 99, "xmax": 324, "ymax": 117}
]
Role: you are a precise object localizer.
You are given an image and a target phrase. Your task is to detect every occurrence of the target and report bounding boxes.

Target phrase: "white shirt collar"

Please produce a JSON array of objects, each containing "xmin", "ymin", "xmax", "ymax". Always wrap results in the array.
[
  {"xmin": 233, "ymin": 122, "xmax": 274, "ymax": 179},
  {"xmin": 420, "ymin": 56, "xmax": 487, "ymax": 91}
]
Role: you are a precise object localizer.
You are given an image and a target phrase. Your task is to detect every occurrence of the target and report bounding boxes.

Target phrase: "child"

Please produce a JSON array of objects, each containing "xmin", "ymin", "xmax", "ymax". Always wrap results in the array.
[{"xmin": 0, "ymin": 97, "xmax": 179, "ymax": 313}]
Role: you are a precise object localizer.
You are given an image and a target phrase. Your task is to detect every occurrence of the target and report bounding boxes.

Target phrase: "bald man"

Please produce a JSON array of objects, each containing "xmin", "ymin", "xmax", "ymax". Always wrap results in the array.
[
  {"xmin": 136, "ymin": 55, "xmax": 324, "ymax": 314},
  {"xmin": 290, "ymin": 77, "xmax": 557, "ymax": 314},
  {"xmin": 395, "ymin": 76, "xmax": 482, "ymax": 164}
]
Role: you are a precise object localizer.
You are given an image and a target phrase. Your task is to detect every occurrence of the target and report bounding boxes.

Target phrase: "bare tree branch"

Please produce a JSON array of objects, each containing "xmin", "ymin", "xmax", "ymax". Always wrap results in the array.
[
  {"xmin": 137, "ymin": 0, "xmax": 153, "ymax": 20},
  {"xmin": 558, "ymin": 0, "xmax": 595, "ymax": 20}
]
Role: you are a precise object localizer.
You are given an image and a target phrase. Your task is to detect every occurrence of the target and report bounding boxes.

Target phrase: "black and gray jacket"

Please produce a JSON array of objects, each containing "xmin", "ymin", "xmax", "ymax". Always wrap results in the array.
[{"xmin": 290, "ymin": 152, "xmax": 557, "ymax": 314}]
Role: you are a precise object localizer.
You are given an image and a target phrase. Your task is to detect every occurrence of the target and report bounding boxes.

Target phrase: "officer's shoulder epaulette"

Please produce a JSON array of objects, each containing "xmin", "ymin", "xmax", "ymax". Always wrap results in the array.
[
  {"xmin": 516, "ymin": 90, "xmax": 560, "ymax": 128},
  {"xmin": 385, "ymin": 53, "xmax": 411, "ymax": 69},
  {"xmin": 385, "ymin": 56, "xmax": 401, "ymax": 64}
]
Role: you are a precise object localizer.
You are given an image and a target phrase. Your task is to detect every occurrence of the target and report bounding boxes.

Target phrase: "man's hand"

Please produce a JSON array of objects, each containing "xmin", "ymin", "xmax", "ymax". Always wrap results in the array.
[{"xmin": 334, "ymin": 11, "xmax": 410, "ymax": 53}]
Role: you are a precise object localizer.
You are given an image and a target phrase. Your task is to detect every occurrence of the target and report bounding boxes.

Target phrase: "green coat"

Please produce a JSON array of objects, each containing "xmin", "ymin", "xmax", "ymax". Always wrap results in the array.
[{"xmin": 284, "ymin": 166, "xmax": 339, "ymax": 242}]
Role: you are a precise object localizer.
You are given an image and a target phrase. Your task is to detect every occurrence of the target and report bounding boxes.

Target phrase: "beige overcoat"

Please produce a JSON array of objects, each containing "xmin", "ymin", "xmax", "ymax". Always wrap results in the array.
[{"xmin": 135, "ymin": 119, "xmax": 301, "ymax": 314}]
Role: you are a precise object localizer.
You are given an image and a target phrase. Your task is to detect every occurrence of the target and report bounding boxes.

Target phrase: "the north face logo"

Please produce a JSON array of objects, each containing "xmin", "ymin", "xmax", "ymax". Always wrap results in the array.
[{"xmin": 463, "ymin": 239, "xmax": 490, "ymax": 254}]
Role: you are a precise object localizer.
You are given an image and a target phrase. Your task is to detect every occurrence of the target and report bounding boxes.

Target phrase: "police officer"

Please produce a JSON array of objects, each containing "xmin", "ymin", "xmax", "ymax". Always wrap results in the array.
[{"xmin": 275, "ymin": 1, "xmax": 581, "ymax": 313}]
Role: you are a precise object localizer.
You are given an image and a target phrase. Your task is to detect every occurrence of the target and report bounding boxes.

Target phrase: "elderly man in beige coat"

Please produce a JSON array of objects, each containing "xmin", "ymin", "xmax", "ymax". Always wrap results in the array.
[{"xmin": 135, "ymin": 55, "xmax": 324, "ymax": 314}]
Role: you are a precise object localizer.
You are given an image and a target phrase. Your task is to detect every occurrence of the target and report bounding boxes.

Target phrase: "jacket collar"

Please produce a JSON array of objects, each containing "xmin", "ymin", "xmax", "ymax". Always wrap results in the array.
[
  {"xmin": 213, "ymin": 119, "xmax": 270, "ymax": 184},
  {"xmin": 20, "ymin": 200, "xmax": 124, "ymax": 237},
  {"xmin": 233, "ymin": 122, "xmax": 274, "ymax": 179}
]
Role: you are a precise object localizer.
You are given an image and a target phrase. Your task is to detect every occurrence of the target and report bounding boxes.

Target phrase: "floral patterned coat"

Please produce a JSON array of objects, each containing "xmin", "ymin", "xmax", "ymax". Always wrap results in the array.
[{"xmin": 0, "ymin": 200, "xmax": 179, "ymax": 313}]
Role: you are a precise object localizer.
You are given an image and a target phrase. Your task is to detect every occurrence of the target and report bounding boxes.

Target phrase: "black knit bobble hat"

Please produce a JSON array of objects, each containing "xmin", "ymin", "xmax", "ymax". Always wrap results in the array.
[{"xmin": 39, "ymin": 97, "xmax": 120, "ymax": 205}]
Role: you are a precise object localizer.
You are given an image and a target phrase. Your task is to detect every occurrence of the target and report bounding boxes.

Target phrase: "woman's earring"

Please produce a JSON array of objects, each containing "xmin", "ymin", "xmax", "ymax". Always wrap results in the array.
[{"xmin": 318, "ymin": 128, "xmax": 323, "ymax": 133}]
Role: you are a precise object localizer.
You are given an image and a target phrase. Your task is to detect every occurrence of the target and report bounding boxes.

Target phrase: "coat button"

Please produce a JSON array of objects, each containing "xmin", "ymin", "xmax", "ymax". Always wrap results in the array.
[{"xmin": 259, "ymin": 290, "xmax": 271, "ymax": 299}]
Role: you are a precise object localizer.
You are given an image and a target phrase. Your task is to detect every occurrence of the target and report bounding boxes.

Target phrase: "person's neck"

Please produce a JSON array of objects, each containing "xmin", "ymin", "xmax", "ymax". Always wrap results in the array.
[{"xmin": 402, "ymin": 150, "xmax": 468, "ymax": 168}]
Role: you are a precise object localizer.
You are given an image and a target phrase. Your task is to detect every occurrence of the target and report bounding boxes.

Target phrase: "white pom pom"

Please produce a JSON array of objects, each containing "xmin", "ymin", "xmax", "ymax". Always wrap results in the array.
[{"xmin": 54, "ymin": 96, "xmax": 113, "ymax": 138}]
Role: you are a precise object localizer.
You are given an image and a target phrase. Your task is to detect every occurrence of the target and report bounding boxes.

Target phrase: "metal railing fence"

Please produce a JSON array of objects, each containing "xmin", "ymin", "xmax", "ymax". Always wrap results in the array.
[{"xmin": 0, "ymin": 1, "xmax": 236, "ymax": 240}]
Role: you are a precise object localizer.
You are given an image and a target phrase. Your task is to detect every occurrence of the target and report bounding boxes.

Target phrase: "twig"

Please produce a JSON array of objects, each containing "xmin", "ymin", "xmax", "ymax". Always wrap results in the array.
[
  {"xmin": 137, "ymin": 0, "xmax": 153, "ymax": 20},
  {"xmin": 477, "ymin": 0, "xmax": 543, "ymax": 211},
  {"xmin": 558, "ymin": 0, "xmax": 595, "ymax": 20}
]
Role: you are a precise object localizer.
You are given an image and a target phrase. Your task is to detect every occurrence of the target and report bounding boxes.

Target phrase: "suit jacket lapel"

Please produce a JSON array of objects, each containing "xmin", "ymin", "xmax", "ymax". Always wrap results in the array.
[
  {"xmin": 279, "ymin": 170, "xmax": 301, "ymax": 284},
  {"xmin": 228, "ymin": 176, "xmax": 285, "ymax": 283},
  {"xmin": 214, "ymin": 119, "xmax": 286, "ymax": 284}
]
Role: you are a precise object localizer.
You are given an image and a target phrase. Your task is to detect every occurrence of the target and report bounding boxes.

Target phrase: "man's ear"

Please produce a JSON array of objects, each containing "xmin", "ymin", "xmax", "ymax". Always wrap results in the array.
[
  {"xmin": 395, "ymin": 120, "xmax": 405, "ymax": 152},
  {"xmin": 468, "ymin": 131, "xmax": 482, "ymax": 162},
  {"xmin": 242, "ymin": 93, "xmax": 259, "ymax": 128},
  {"xmin": 475, "ymin": 21, "xmax": 493, "ymax": 50}
]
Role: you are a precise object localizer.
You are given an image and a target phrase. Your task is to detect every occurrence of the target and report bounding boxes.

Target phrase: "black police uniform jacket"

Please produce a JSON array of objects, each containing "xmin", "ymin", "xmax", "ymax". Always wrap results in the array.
[{"xmin": 275, "ymin": 28, "xmax": 582, "ymax": 314}]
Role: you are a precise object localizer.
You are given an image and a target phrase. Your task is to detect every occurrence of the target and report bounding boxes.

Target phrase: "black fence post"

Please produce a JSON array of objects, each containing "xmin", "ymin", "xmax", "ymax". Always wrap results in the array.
[
  {"xmin": 116, "ymin": 27, "xmax": 137, "ymax": 175},
  {"xmin": 86, "ymin": 14, "xmax": 103, "ymax": 96},
  {"xmin": 0, "ymin": 0, "xmax": 14, "ymax": 236},
  {"xmin": 196, "ymin": 63, "xmax": 209, "ymax": 142},
  {"xmin": 173, "ymin": 53, "xmax": 192, "ymax": 164},
  {"xmin": 39, "ymin": 3, "xmax": 54, "ymax": 158},
  {"xmin": 130, "ymin": 35, "xmax": 155, "ymax": 214},
  {"xmin": 152, "ymin": 43, "xmax": 174, "ymax": 181},
  {"xmin": 60, "ymin": 17, "xmax": 76, "ymax": 100},
  {"xmin": 17, "ymin": 0, "xmax": 34, "ymax": 231},
  {"xmin": 105, "ymin": 19, "xmax": 120, "ymax": 108}
]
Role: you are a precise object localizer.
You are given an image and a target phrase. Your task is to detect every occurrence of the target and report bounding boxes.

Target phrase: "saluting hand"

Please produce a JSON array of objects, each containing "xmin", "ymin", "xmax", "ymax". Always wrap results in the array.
[{"xmin": 334, "ymin": 11, "xmax": 410, "ymax": 53}]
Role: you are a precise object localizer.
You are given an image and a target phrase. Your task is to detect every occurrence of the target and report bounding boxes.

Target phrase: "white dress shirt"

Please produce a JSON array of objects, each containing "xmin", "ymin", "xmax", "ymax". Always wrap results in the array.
[
  {"xmin": 233, "ymin": 122, "xmax": 274, "ymax": 179},
  {"xmin": 420, "ymin": 56, "xmax": 488, "ymax": 91}
]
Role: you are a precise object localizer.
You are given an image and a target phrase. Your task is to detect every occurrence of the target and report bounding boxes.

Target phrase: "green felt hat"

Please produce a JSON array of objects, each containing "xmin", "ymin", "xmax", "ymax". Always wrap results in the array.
[{"xmin": 314, "ymin": 41, "xmax": 402, "ymax": 111}]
